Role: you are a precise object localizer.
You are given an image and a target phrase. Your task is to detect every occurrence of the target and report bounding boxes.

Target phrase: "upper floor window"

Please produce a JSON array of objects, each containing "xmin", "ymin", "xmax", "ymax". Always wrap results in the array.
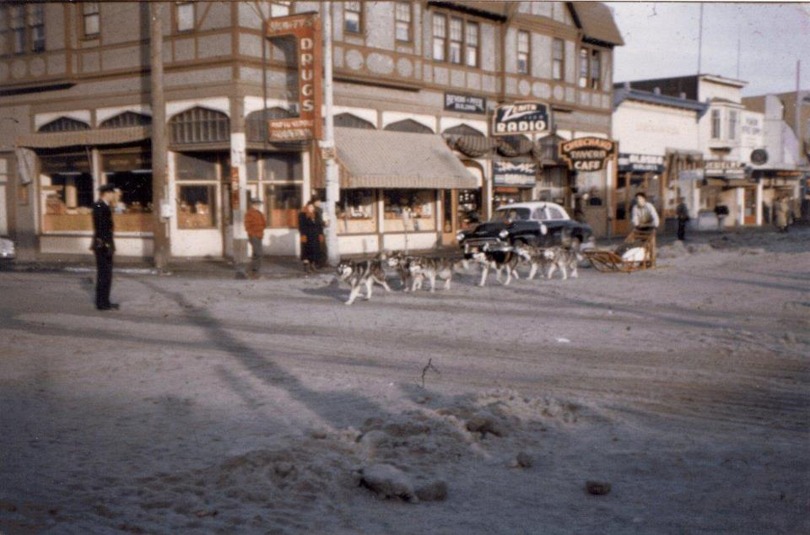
[
  {"xmin": 579, "ymin": 47, "xmax": 602, "ymax": 89},
  {"xmin": 270, "ymin": 1, "xmax": 290, "ymax": 18},
  {"xmin": 449, "ymin": 18, "xmax": 463, "ymax": 64},
  {"xmin": 83, "ymin": 2, "xmax": 100, "ymax": 38},
  {"xmin": 552, "ymin": 38, "xmax": 564, "ymax": 80},
  {"xmin": 176, "ymin": 2, "xmax": 195, "ymax": 33},
  {"xmin": 395, "ymin": 2, "xmax": 412, "ymax": 42},
  {"xmin": 465, "ymin": 22, "xmax": 479, "ymax": 67},
  {"xmin": 2, "ymin": 4, "xmax": 45, "ymax": 55},
  {"xmin": 590, "ymin": 50, "xmax": 601, "ymax": 90},
  {"xmin": 29, "ymin": 3, "xmax": 45, "ymax": 52},
  {"xmin": 711, "ymin": 109, "xmax": 722, "ymax": 139},
  {"xmin": 344, "ymin": 1, "xmax": 362, "ymax": 34},
  {"xmin": 727, "ymin": 110, "xmax": 738, "ymax": 141},
  {"xmin": 517, "ymin": 31, "xmax": 530, "ymax": 74},
  {"xmin": 432, "ymin": 14, "xmax": 446, "ymax": 61},
  {"xmin": 433, "ymin": 13, "xmax": 479, "ymax": 67}
]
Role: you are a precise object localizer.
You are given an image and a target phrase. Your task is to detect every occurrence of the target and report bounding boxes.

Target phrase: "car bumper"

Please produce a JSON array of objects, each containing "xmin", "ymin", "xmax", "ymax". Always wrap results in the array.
[{"xmin": 460, "ymin": 237, "xmax": 508, "ymax": 250}]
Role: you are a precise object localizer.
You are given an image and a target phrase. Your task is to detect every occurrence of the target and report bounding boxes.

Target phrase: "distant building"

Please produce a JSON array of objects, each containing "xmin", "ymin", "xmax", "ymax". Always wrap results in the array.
[{"xmin": 0, "ymin": 1, "xmax": 623, "ymax": 262}]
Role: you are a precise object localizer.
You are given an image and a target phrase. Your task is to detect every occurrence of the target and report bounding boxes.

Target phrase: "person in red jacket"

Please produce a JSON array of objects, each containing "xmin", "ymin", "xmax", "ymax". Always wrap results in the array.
[{"xmin": 244, "ymin": 198, "xmax": 267, "ymax": 278}]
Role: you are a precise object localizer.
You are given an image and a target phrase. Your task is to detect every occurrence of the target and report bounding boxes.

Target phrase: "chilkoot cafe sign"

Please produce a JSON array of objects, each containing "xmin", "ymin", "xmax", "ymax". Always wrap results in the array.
[
  {"xmin": 559, "ymin": 137, "xmax": 617, "ymax": 171},
  {"xmin": 265, "ymin": 15, "xmax": 323, "ymax": 142}
]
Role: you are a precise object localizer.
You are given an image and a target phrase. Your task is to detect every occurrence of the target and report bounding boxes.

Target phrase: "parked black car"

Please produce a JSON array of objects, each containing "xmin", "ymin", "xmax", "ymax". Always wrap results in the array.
[{"xmin": 457, "ymin": 202, "xmax": 594, "ymax": 250}]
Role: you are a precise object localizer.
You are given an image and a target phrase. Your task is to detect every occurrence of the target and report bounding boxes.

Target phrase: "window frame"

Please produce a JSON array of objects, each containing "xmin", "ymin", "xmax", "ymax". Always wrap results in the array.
[
  {"xmin": 552, "ymin": 38, "xmax": 565, "ymax": 81},
  {"xmin": 727, "ymin": 109, "xmax": 738, "ymax": 141},
  {"xmin": 82, "ymin": 2, "xmax": 101, "ymax": 39},
  {"xmin": 344, "ymin": 1, "xmax": 363, "ymax": 35},
  {"xmin": 175, "ymin": 1, "xmax": 195, "ymax": 33},
  {"xmin": 394, "ymin": 1, "xmax": 412, "ymax": 43},
  {"xmin": 589, "ymin": 49, "xmax": 601, "ymax": 90},
  {"xmin": 711, "ymin": 109, "xmax": 722, "ymax": 140},
  {"xmin": 432, "ymin": 13, "xmax": 446, "ymax": 62},
  {"xmin": 29, "ymin": 3, "xmax": 45, "ymax": 53},
  {"xmin": 517, "ymin": 30, "xmax": 530, "ymax": 75},
  {"xmin": 578, "ymin": 47, "xmax": 589, "ymax": 88},
  {"xmin": 432, "ymin": 11, "xmax": 480, "ymax": 68},
  {"xmin": 465, "ymin": 21, "xmax": 479, "ymax": 67}
]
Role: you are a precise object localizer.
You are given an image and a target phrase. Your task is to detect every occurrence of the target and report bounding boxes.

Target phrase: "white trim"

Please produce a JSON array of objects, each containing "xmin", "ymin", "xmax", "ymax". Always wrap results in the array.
[
  {"xmin": 381, "ymin": 112, "xmax": 436, "ymax": 132},
  {"xmin": 166, "ymin": 98, "xmax": 231, "ymax": 122},
  {"xmin": 34, "ymin": 110, "xmax": 91, "ymax": 131},
  {"xmin": 439, "ymin": 117, "xmax": 487, "ymax": 136},
  {"xmin": 243, "ymin": 96, "xmax": 296, "ymax": 117},
  {"xmin": 96, "ymin": 105, "xmax": 152, "ymax": 125},
  {"xmin": 333, "ymin": 106, "xmax": 377, "ymax": 127}
]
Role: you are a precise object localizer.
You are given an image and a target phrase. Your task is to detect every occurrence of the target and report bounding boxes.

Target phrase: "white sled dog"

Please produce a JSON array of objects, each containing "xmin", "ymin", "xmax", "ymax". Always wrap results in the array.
[{"xmin": 336, "ymin": 257, "xmax": 391, "ymax": 305}]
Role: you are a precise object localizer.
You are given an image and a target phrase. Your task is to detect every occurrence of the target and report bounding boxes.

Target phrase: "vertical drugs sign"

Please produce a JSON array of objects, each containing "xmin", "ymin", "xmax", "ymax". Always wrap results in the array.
[{"xmin": 265, "ymin": 14, "xmax": 323, "ymax": 142}]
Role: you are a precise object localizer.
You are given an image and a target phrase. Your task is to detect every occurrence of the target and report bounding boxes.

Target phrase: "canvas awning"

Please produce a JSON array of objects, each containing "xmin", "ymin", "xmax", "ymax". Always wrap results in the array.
[
  {"xmin": 335, "ymin": 127, "xmax": 478, "ymax": 189},
  {"xmin": 16, "ymin": 126, "xmax": 151, "ymax": 148}
]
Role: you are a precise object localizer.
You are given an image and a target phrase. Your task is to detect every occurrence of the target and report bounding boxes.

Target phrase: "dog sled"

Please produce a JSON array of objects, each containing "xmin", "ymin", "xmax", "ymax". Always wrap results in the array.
[{"xmin": 582, "ymin": 227, "xmax": 656, "ymax": 273}]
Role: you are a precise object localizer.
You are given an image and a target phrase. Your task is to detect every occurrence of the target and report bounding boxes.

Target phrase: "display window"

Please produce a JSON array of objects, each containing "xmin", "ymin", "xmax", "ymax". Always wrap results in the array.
[
  {"xmin": 383, "ymin": 190, "xmax": 436, "ymax": 232},
  {"xmin": 175, "ymin": 152, "xmax": 224, "ymax": 229},
  {"xmin": 336, "ymin": 189, "xmax": 376, "ymax": 234},
  {"xmin": 40, "ymin": 152, "xmax": 93, "ymax": 233},
  {"xmin": 246, "ymin": 152, "xmax": 303, "ymax": 228},
  {"xmin": 102, "ymin": 149, "xmax": 154, "ymax": 233}
]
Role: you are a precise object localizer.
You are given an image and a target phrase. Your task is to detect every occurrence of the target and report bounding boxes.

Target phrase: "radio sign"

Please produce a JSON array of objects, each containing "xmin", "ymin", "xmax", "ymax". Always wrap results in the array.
[
  {"xmin": 492, "ymin": 102, "xmax": 551, "ymax": 136},
  {"xmin": 559, "ymin": 137, "xmax": 617, "ymax": 172},
  {"xmin": 265, "ymin": 15, "xmax": 322, "ymax": 142}
]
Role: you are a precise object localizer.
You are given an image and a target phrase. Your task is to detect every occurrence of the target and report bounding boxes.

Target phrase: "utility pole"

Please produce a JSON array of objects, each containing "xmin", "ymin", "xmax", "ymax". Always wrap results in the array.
[
  {"xmin": 150, "ymin": 2, "xmax": 170, "ymax": 270},
  {"xmin": 321, "ymin": 2, "xmax": 339, "ymax": 266}
]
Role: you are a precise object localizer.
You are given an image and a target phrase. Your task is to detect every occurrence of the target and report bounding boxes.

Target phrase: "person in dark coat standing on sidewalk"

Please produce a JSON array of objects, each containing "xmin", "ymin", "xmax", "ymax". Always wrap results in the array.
[
  {"xmin": 244, "ymin": 198, "xmax": 267, "ymax": 279},
  {"xmin": 92, "ymin": 183, "xmax": 118, "ymax": 310},
  {"xmin": 298, "ymin": 201, "xmax": 324, "ymax": 273},
  {"xmin": 676, "ymin": 198, "xmax": 690, "ymax": 241}
]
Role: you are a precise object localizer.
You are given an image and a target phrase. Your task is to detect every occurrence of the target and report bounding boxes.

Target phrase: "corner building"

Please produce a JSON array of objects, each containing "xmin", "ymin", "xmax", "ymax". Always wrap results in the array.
[{"xmin": 0, "ymin": 1, "xmax": 622, "ymax": 261}]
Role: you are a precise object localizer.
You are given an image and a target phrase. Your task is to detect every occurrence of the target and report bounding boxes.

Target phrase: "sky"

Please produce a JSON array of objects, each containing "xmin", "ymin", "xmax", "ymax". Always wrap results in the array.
[{"xmin": 606, "ymin": 1, "xmax": 810, "ymax": 96}]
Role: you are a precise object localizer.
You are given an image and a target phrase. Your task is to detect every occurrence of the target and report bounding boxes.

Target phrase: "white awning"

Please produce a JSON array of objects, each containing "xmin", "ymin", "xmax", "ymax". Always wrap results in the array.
[{"xmin": 335, "ymin": 127, "xmax": 478, "ymax": 189}]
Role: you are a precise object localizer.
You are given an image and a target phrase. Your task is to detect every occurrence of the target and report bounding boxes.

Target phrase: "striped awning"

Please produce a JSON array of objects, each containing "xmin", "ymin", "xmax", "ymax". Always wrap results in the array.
[
  {"xmin": 335, "ymin": 127, "xmax": 478, "ymax": 189},
  {"xmin": 16, "ymin": 126, "xmax": 151, "ymax": 148}
]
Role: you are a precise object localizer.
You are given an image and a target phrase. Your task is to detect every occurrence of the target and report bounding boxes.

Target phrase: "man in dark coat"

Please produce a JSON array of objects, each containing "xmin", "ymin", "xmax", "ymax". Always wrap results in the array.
[
  {"xmin": 92, "ymin": 184, "xmax": 118, "ymax": 310},
  {"xmin": 298, "ymin": 201, "xmax": 324, "ymax": 273},
  {"xmin": 676, "ymin": 198, "xmax": 690, "ymax": 241}
]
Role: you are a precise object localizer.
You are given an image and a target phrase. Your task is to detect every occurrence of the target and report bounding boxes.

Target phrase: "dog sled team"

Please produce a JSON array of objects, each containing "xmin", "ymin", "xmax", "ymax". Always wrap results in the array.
[{"xmin": 335, "ymin": 242, "xmax": 584, "ymax": 305}]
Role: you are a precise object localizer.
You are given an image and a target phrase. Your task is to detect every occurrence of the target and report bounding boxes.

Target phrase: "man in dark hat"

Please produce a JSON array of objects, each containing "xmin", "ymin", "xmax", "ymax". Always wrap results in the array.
[{"xmin": 92, "ymin": 183, "xmax": 118, "ymax": 310}]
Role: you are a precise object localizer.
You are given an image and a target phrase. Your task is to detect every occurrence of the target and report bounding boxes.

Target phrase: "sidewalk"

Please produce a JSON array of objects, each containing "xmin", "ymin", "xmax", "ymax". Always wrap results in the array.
[{"xmin": 6, "ymin": 223, "xmax": 805, "ymax": 280}]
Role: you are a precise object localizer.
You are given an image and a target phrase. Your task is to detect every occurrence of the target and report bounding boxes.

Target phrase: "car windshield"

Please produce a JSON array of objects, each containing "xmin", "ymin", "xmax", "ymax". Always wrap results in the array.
[{"xmin": 493, "ymin": 208, "xmax": 530, "ymax": 222}]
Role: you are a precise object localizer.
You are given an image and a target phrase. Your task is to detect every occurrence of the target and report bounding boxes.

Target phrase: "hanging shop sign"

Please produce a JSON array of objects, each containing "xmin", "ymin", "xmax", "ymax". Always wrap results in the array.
[
  {"xmin": 265, "ymin": 14, "xmax": 323, "ymax": 142},
  {"xmin": 618, "ymin": 153, "xmax": 664, "ymax": 173},
  {"xmin": 493, "ymin": 161, "xmax": 536, "ymax": 187},
  {"xmin": 492, "ymin": 101, "xmax": 551, "ymax": 136},
  {"xmin": 444, "ymin": 93, "xmax": 487, "ymax": 114},
  {"xmin": 559, "ymin": 137, "xmax": 617, "ymax": 172},
  {"xmin": 705, "ymin": 160, "xmax": 745, "ymax": 179}
]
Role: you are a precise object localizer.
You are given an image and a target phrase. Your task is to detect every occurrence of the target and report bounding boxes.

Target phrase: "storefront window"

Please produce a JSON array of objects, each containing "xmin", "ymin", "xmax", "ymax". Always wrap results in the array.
[
  {"xmin": 383, "ymin": 190, "xmax": 436, "ymax": 232},
  {"xmin": 177, "ymin": 185, "xmax": 216, "ymax": 228},
  {"xmin": 266, "ymin": 184, "xmax": 300, "ymax": 228},
  {"xmin": 175, "ymin": 152, "xmax": 223, "ymax": 229},
  {"xmin": 336, "ymin": 189, "xmax": 376, "ymax": 234},
  {"xmin": 103, "ymin": 149, "xmax": 154, "ymax": 233},
  {"xmin": 457, "ymin": 189, "xmax": 481, "ymax": 230},
  {"xmin": 40, "ymin": 153, "xmax": 93, "ymax": 233}
]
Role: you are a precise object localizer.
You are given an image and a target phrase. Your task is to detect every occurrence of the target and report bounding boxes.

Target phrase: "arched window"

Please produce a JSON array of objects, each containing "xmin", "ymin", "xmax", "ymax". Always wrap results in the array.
[
  {"xmin": 100, "ymin": 112, "xmax": 152, "ymax": 129},
  {"xmin": 245, "ymin": 107, "xmax": 293, "ymax": 143},
  {"xmin": 384, "ymin": 119, "xmax": 434, "ymax": 134},
  {"xmin": 169, "ymin": 107, "xmax": 230, "ymax": 145},
  {"xmin": 38, "ymin": 117, "xmax": 90, "ymax": 132},
  {"xmin": 334, "ymin": 113, "xmax": 375, "ymax": 130}
]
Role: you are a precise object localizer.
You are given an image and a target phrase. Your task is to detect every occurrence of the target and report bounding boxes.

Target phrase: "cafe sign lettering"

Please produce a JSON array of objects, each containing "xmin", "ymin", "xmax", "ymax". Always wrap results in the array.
[
  {"xmin": 265, "ymin": 14, "xmax": 323, "ymax": 142},
  {"xmin": 705, "ymin": 160, "xmax": 745, "ymax": 179},
  {"xmin": 559, "ymin": 137, "xmax": 617, "ymax": 171},
  {"xmin": 492, "ymin": 101, "xmax": 552, "ymax": 136}
]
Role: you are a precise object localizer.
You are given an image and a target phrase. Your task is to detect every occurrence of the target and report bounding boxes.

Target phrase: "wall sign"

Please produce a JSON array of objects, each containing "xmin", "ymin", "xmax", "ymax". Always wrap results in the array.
[
  {"xmin": 444, "ymin": 93, "xmax": 487, "ymax": 114},
  {"xmin": 492, "ymin": 102, "xmax": 552, "ymax": 136},
  {"xmin": 618, "ymin": 153, "xmax": 664, "ymax": 173},
  {"xmin": 493, "ymin": 161, "xmax": 536, "ymax": 187},
  {"xmin": 265, "ymin": 14, "xmax": 323, "ymax": 142},
  {"xmin": 559, "ymin": 137, "xmax": 617, "ymax": 172},
  {"xmin": 705, "ymin": 160, "xmax": 745, "ymax": 179}
]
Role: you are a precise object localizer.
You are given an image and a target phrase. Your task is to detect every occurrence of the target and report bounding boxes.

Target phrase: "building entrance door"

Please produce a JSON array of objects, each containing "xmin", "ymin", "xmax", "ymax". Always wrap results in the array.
[{"xmin": 441, "ymin": 190, "xmax": 456, "ymax": 246}]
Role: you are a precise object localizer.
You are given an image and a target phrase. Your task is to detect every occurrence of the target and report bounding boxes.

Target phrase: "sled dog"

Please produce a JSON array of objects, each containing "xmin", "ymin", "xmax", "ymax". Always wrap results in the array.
[
  {"xmin": 336, "ymin": 258, "xmax": 391, "ymax": 305},
  {"xmin": 471, "ymin": 243, "xmax": 522, "ymax": 286},
  {"xmin": 407, "ymin": 256, "xmax": 459, "ymax": 292}
]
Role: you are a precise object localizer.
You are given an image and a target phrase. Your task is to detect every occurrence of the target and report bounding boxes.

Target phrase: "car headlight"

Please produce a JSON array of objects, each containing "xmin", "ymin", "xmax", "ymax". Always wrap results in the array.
[
  {"xmin": 540, "ymin": 224, "xmax": 548, "ymax": 236},
  {"xmin": 498, "ymin": 229, "xmax": 509, "ymax": 239},
  {"xmin": 456, "ymin": 231, "xmax": 466, "ymax": 241}
]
